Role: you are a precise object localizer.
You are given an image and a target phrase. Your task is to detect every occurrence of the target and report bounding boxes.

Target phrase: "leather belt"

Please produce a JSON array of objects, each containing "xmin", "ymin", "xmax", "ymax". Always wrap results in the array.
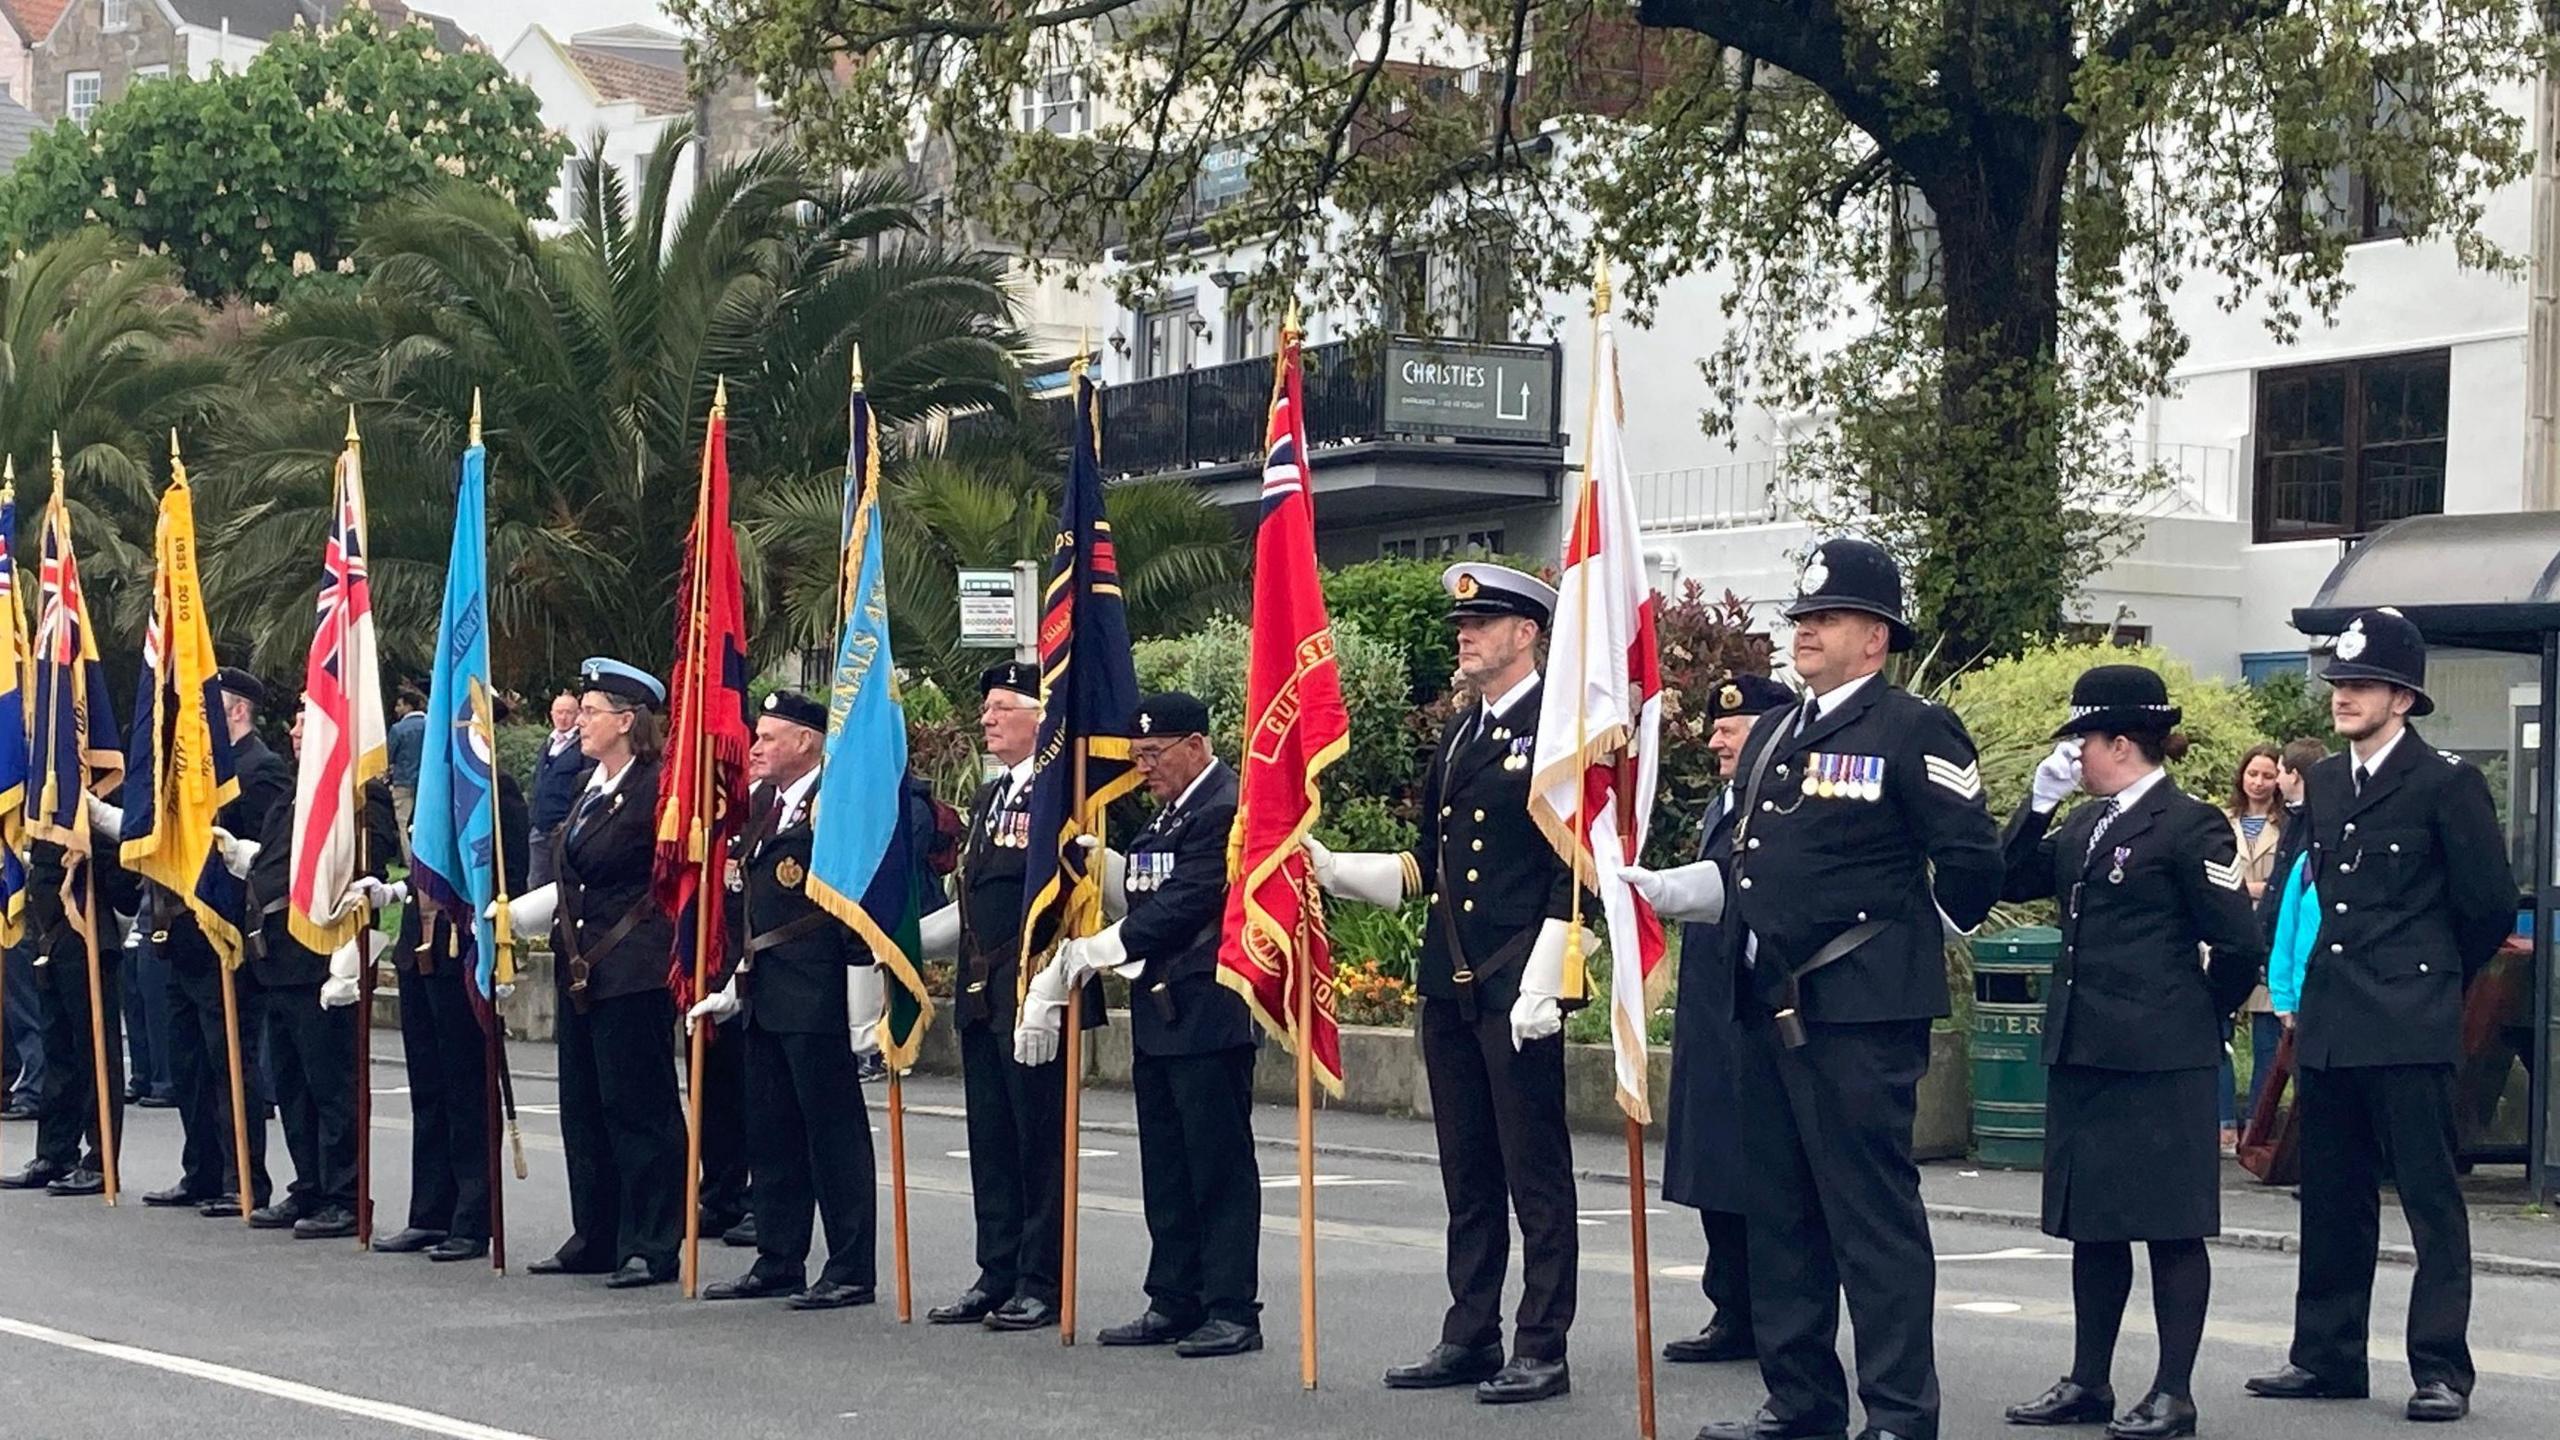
[
  {"xmin": 743, "ymin": 911, "xmax": 829, "ymax": 956},
  {"xmin": 555, "ymin": 867, "xmax": 646, "ymax": 1015},
  {"xmin": 1772, "ymin": 918, "xmax": 1888, "ymax": 1048}
]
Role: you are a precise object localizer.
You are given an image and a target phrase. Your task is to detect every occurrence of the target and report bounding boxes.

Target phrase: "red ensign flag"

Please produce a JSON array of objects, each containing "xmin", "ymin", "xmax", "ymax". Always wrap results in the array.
[{"xmin": 1217, "ymin": 326, "xmax": 1349, "ymax": 1093}]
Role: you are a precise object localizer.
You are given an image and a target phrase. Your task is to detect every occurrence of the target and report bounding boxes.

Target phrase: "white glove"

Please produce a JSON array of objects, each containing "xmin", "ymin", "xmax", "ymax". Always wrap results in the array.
[
  {"xmin": 1099, "ymin": 847, "xmax": 1128, "ymax": 921},
  {"xmin": 85, "ymin": 790, "xmax": 125, "ymax": 841},
  {"xmin": 1013, "ymin": 959, "xmax": 1069, "ymax": 1066},
  {"xmin": 847, "ymin": 965, "xmax": 885, "ymax": 1057},
  {"xmin": 1508, "ymin": 918, "xmax": 1571, "ymax": 1051},
  {"xmin": 1058, "ymin": 921, "xmax": 1136, "ymax": 986},
  {"xmin": 490, "ymin": 883, "xmax": 558, "ymax": 935},
  {"xmin": 1620, "ymin": 860, "xmax": 1725, "ymax": 924},
  {"xmin": 319, "ymin": 942, "xmax": 362, "ymax": 1008},
  {"xmin": 347, "ymin": 875, "xmax": 409, "ymax": 910},
  {"xmin": 2030, "ymin": 740, "xmax": 2083, "ymax": 812},
  {"xmin": 918, "ymin": 903, "xmax": 961, "ymax": 960},
  {"xmin": 1304, "ymin": 837, "xmax": 1412, "ymax": 908},
  {"xmin": 685, "ymin": 978, "xmax": 741, "ymax": 1036},
  {"xmin": 210, "ymin": 827, "xmax": 260, "ymax": 879}
]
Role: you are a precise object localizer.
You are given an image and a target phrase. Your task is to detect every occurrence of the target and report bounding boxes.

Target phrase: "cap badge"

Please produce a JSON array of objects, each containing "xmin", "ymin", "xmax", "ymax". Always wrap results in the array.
[
  {"xmin": 1139, "ymin": 712, "xmax": 1154, "ymax": 734},
  {"xmin": 1799, "ymin": 555, "xmax": 1830, "ymax": 594},
  {"xmin": 1717, "ymin": 682, "xmax": 1742, "ymax": 712},
  {"xmin": 1454, "ymin": 572, "xmax": 1481, "ymax": 600},
  {"xmin": 2336, "ymin": 620, "xmax": 2367, "ymax": 662}
]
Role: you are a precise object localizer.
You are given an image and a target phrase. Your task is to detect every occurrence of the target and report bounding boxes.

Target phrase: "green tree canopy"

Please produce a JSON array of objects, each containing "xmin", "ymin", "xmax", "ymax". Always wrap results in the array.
[
  {"xmin": 0, "ymin": 9, "xmax": 565, "ymax": 304},
  {"xmin": 674, "ymin": 0, "xmax": 2546, "ymax": 662}
]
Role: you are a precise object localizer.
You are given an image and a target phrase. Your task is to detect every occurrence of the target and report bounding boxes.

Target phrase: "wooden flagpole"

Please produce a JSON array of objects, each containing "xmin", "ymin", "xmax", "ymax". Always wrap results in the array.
[
  {"xmin": 1059, "ymin": 760, "xmax": 1086, "ymax": 1346},
  {"xmin": 81, "ymin": 862, "xmax": 118, "ymax": 1203},
  {"xmin": 677, "ymin": 380, "xmax": 724, "ymax": 1300},
  {"xmin": 1296, "ymin": 908, "xmax": 1318, "ymax": 1388},
  {"xmin": 343, "ymin": 411, "xmax": 378, "ymax": 1249},
  {"xmin": 218, "ymin": 957, "xmax": 254, "ymax": 1222},
  {"xmin": 888, "ymin": 1066, "xmax": 913, "ymax": 1321}
]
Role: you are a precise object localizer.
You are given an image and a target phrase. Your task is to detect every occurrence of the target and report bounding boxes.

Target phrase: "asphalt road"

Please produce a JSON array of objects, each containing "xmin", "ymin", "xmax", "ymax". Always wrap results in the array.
[{"xmin": 4, "ymin": 1054, "xmax": 2558, "ymax": 1440}]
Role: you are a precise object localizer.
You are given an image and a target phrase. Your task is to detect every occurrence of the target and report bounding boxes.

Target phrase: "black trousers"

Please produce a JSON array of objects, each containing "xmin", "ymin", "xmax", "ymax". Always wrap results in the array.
[
  {"xmin": 1701, "ymin": 1207, "xmax": 1752, "ymax": 1330},
  {"xmin": 554, "ymin": 987, "xmax": 685, "ymax": 1272},
  {"xmin": 1132, "ymin": 1045, "xmax": 1261, "ymax": 1327},
  {"xmin": 396, "ymin": 957, "xmax": 490, "ymax": 1240},
  {"xmin": 958, "ymin": 1019, "xmax": 1067, "ymax": 1304},
  {"xmin": 697, "ymin": 1019, "xmax": 752, "ymax": 1228},
  {"xmin": 745, "ymin": 1024, "xmax": 876, "ymax": 1290},
  {"xmin": 33, "ymin": 945, "xmax": 124, "ymax": 1175},
  {"xmin": 2290, "ymin": 1062, "xmax": 2473, "ymax": 1393},
  {"xmin": 1737, "ymin": 1017, "xmax": 1938, "ymax": 1440},
  {"xmin": 1419, "ymin": 996, "xmax": 1578, "ymax": 1363},
  {"xmin": 166, "ymin": 960, "xmax": 272, "ymax": 1206},
  {"xmin": 263, "ymin": 983, "xmax": 357, "ymax": 1211}
]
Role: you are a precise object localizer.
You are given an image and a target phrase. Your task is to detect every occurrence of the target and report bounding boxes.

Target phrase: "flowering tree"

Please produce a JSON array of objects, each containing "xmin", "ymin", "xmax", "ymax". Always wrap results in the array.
[{"xmin": 0, "ymin": 10, "xmax": 564, "ymax": 303}]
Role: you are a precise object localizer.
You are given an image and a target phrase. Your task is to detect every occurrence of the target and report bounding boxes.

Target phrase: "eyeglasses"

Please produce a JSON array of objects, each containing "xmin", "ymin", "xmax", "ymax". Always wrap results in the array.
[
  {"xmin": 1131, "ymin": 738, "xmax": 1196, "ymax": 766},
  {"xmin": 576, "ymin": 701, "xmax": 631, "ymax": 719}
]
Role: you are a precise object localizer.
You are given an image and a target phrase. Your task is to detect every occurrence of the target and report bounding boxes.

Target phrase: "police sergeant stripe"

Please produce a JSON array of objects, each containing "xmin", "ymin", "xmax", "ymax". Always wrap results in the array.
[
  {"xmin": 2203, "ymin": 857, "xmax": 2245, "ymax": 891},
  {"xmin": 1922, "ymin": 755, "xmax": 1982, "ymax": 800}
]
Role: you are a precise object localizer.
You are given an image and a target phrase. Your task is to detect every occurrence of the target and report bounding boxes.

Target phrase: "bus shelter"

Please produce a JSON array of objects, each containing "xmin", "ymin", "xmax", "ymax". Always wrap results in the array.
[{"xmin": 2295, "ymin": 511, "xmax": 2558, "ymax": 1203}]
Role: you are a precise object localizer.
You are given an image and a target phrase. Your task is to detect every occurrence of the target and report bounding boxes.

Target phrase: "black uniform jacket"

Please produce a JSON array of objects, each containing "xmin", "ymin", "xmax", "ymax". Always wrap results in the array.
[
  {"xmin": 248, "ymin": 776, "xmax": 400, "ymax": 988},
  {"xmin": 29, "ymin": 831, "xmax": 144, "ymax": 964},
  {"xmin": 151, "ymin": 733, "xmax": 295, "ymax": 972},
  {"xmin": 731, "ymin": 779, "xmax": 870, "ymax": 1036},
  {"xmin": 396, "ymin": 774, "xmax": 528, "ymax": 976},
  {"xmin": 1662, "ymin": 789, "xmax": 1744, "ymax": 1214},
  {"xmin": 955, "ymin": 770, "xmax": 1103, "ymax": 1035},
  {"xmin": 1118, "ymin": 761, "xmax": 1250, "ymax": 1057},
  {"xmin": 2294, "ymin": 730, "xmax": 2517, "ymax": 1070},
  {"xmin": 1719, "ymin": 680, "xmax": 2003, "ymax": 1023},
  {"xmin": 2001, "ymin": 778, "xmax": 2265, "ymax": 1071},
  {"xmin": 1407, "ymin": 677, "xmax": 1578, "ymax": 1008},
  {"xmin": 550, "ymin": 757, "xmax": 675, "ymax": 1003}
]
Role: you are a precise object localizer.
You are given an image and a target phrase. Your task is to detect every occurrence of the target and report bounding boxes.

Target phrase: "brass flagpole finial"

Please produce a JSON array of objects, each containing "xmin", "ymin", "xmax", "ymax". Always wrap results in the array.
[
  {"xmin": 345, "ymin": 404, "xmax": 361, "ymax": 446},
  {"xmin": 169, "ymin": 429, "xmax": 188, "ymax": 486},
  {"xmin": 1592, "ymin": 251, "xmax": 1613, "ymax": 318},
  {"xmin": 1070, "ymin": 324, "xmax": 1092, "ymax": 378},
  {"xmin": 850, "ymin": 345, "xmax": 866, "ymax": 392},
  {"xmin": 469, "ymin": 388, "xmax": 483, "ymax": 446},
  {"xmin": 714, "ymin": 375, "xmax": 729, "ymax": 416},
  {"xmin": 1283, "ymin": 299, "xmax": 1303, "ymax": 343},
  {"xmin": 5, "ymin": 454, "xmax": 15, "ymax": 486},
  {"xmin": 49, "ymin": 431, "xmax": 62, "ymax": 484}
]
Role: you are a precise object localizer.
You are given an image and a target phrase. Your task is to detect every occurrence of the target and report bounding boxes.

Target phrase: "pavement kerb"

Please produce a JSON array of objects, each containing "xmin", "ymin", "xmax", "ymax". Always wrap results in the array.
[{"xmin": 393, "ymin": 1054, "xmax": 2560, "ymax": 1283}]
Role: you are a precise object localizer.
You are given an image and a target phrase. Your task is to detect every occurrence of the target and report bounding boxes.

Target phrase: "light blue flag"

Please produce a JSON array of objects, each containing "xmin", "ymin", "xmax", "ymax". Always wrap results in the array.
[{"xmin": 409, "ymin": 426, "xmax": 504, "ymax": 1014}]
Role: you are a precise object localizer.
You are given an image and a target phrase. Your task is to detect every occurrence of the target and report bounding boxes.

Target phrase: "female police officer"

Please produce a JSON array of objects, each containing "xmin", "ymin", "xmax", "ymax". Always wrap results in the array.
[{"xmin": 1998, "ymin": 665, "xmax": 2263, "ymax": 1440}]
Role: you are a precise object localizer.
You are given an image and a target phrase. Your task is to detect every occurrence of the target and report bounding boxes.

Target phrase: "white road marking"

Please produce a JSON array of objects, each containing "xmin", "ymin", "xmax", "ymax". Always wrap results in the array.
[
  {"xmin": 0, "ymin": 1315, "xmax": 554, "ymax": 1439},
  {"xmin": 942, "ymin": 1148, "xmax": 1119, "ymax": 1161},
  {"xmin": 1257, "ymin": 1174, "xmax": 1401, "ymax": 1190},
  {"xmin": 1576, "ymin": 1206, "xmax": 1669, "ymax": 1227},
  {"xmin": 1939, "ymin": 1247, "xmax": 2068, "ymax": 1262},
  {"xmin": 1658, "ymin": 1264, "xmax": 1706, "ymax": 1280},
  {"xmin": 1952, "ymin": 1301, "xmax": 2023, "ymax": 1315}
]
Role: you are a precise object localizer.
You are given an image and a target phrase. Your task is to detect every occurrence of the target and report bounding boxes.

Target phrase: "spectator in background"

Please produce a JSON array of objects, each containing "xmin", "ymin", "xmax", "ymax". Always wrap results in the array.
[
  {"xmin": 2222, "ymin": 744, "xmax": 2287, "ymax": 1150},
  {"xmin": 387, "ymin": 684, "xmax": 428, "ymax": 833},
  {"xmin": 123, "ymin": 924, "xmax": 177, "ymax": 1108},
  {"xmin": 527, "ymin": 690, "xmax": 593, "ymax": 890}
]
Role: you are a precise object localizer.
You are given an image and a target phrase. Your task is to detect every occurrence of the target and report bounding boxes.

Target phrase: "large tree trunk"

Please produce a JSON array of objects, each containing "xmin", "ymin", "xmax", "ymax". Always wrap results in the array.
[{"xmin": 1916, "ymin": 123, "xmax": 2073, "ymax": 667}]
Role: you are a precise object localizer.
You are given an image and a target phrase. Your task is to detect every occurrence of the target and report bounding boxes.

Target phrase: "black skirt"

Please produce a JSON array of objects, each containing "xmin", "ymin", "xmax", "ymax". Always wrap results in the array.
[{"xmin": 2040, "ymin": 1063, "xmax": 2221, "ymax": 1243}]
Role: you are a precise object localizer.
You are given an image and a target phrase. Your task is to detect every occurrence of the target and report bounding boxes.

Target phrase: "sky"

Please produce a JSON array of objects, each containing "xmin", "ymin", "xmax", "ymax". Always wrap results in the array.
[{"xmin": 424, "ymin": 0, "xmax": 676, "ymax": 52}]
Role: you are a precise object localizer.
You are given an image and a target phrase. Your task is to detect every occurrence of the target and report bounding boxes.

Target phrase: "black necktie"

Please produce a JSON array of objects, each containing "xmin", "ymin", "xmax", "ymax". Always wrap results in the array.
[
  {"xmin": 569, "ymin": 786, "xmax": 608, "ymax": 840},
  {"xmin": 2353, "ymin": 764, "xmax": 2370, "ymax": 796},
  {"xmin": 2084, "ymin": 797, "xmax": 2122, "ymax": 862},
  {"xmin": 1794, "ymin": 695, "xmax": 1821, "ymax": 736}
]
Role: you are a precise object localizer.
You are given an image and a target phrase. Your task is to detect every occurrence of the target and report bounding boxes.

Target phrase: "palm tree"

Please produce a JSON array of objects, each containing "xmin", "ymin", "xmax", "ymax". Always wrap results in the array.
[
  {"xmin": 198, "ymin": 123, "xmax": 1025, "ymax": 684},
  {"xmin": 0, "ymin": 230, "xmax": 230, "ymax": 636}
]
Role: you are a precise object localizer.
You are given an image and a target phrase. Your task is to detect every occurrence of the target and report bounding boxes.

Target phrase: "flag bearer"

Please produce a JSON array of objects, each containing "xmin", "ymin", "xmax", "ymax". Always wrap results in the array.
[
  {"xmin": 1306, "ymin": 563, "xmax": 1582, "ymax": 1406},
  {"xmin": 0, "ymin": 835, "xmax": 139, "ymax": 1196},
  {"xmin": 1028, "ymin": 691, "xmax": 1261, "ymax": 1358}
]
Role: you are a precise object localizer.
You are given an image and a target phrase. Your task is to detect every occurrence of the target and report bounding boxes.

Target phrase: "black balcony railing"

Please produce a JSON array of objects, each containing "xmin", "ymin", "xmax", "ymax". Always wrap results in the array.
[{"xmin": 1031, "ymin": 337, "xmax": 1563, "ymax": 479}]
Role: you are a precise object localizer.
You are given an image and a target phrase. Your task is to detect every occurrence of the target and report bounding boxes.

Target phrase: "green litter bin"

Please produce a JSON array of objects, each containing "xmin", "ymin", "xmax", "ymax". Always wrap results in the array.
[{"xmin": 1971, "ymin": 925, "xmax": 2058, "ymax": 1169}]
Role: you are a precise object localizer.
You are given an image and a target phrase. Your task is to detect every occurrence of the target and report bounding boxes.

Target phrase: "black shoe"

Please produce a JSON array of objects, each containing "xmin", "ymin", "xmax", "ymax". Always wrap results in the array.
[
  {"xmin": 426, "ymin": 1238, "xmax": 489, "ymax": 1263},
  {"xmin": 1176, "ymin": 1319, "xmax": 1263, "ymax": 1358},
  {"xmin": 0, "ymin": 1162, "xmax": 65, "ymax": 1190},
  {"xmin": 1693, "ymin": 1408, "xmax": 1851, "ymax": 1440},
  {"xmin": 374, "ymin": 1227, "xmax": 447, "ymax": 1254},
  {"xmin": 142, "ymin": 1183, "xmax": 205, "ymax": 1207},
  {"xmin": 1665, "ymin": 1319, "xmax": 1756, "ymax": 1364},
  {"xmin": 721, "ymin": 1216, "xmax": 758, "ymax": 1248},
  {"xmin": 1854, "ymin": 1431, "xmax": 1920, "ymax": 1440},
  {"xmin": 789, "ymin": 1281, "xmax": 875, "ymax": 1311},
  {"xmin": 2406, "ymin": 1382, "xmax": 2469, "ymax": 1423},
  {"xmin": 45, "ymin": 1169, "xmax": 105, "ymax": 1197},
  {"xmin": 2007, "ymin": 1378, "xmax": 2116, "ymax": 1426},
  {"xmin": 703, "ymin": 1271, "xmax": 806, "ymax": 1302},
  {"xmin": 982, "ymin": 1295, "xmax": 1058, "ymax": 1331},
  {"xmin": 604, "ymin": 1258, "xmax": 675, "ymax": 1290},
  {"xmin": 1098, "ymin": 1309, "xmax": 1196, "ymax": 1347},
  {"xmin": 928, "ymin": 1288, "xmax": 998, "ymax": 1325},
  {"xmin": 248, "ymin": 1202, "xmax": 303, "ymax": 1230},
  {"xmin": 0, "ymin": 1098, "xmax": 36, "ymax": 1121},
  {"xmin": 293, "ymin": 1206, "xmax": 358, "ymax": 1239},
  {"xmin": 136, "ymin": 1094, "xmax": 178, "ymax": 1109},
  {"xmin": 2245, "ymin": 1364, "xmax": 2367, "ymax": 1400},
  {"xmin": 1382, "ymin": 1342, "xmax": 1505, "ymax": 1390},
  {"xmin": 1476, "ymin": 1357, "xmax": 1570, "ymax": 1405},
  {"xmin": 2106, "ymin": 1392, "xmax": 2197, "ymax": 1439},
  {"xmin": 199, "ymin": 1197, "xmax": 244, "ymax": 1219},
  {"xmin": 529, "ymin": 1251, "xmax": 607, "ymax": 1276}
]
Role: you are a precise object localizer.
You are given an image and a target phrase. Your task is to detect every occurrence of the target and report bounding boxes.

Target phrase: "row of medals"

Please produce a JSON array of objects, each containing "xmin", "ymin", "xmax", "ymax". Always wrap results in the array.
[{"xmin": 1803, "ymin": 754, "xmax": 1884, "ymax": 802}]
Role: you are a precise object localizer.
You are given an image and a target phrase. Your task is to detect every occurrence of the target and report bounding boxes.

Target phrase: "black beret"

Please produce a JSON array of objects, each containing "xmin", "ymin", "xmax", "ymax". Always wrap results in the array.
[
  {"xmin": 216, "ymin": 667, "xmax": 267, "ymax": 709},
  {"xmin": 980, "ymin": 659, "xmax": 1040, "ymax": 700},
  {"xmin": 1134, "ymin": 691, "xmax": 1210, "ymax": 738},
  {"xmin": 761, "ymin": 689, "xmax": 828, "ymax": 734},
  {"xmin": 1705, "ymin": 674, "xmax": 1794, "ymax": 721}
]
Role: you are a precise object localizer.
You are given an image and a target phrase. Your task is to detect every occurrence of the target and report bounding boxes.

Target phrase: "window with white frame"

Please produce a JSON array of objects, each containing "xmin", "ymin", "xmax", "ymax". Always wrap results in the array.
[
  {"xmin": 102, "ymin": 0, "xmax": 130, "ymax": 29},
  {"xmin": 67, "ymin": 72, "xmax": 102, "ymax": 125},
  {"xmin": 134, "ymin": 64, "xmax": 170, "ymax": 84},
  {"xmin": 1379, "ymin": 526, "xmax": 1506, "ymax": 560},
  {"xmin": 1020, "ymin": 68, "xmax": 1089, "ymax": 136}
]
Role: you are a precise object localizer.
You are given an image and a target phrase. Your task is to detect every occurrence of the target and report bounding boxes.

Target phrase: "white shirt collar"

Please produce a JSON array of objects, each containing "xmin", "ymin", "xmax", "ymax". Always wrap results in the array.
[
  {"xmin": 583, "ymin": 754, "xmax": 634, "ymax": 798},
  {"xmin": 548, "ymin": 728, "xmax": 578, "ymax": 753},
  {"xmin": 1172, "ymin": 758, "xmax": 1225, "ymax": 813},
  {"xmin": 1002, "ymin": 755, "xmax": 1036, "ymax": 800},
  {"xmin": 772, "ymin": 764, "xmax": 822, "ymax": 822},
  {"xmin": 2104, "ymin": 764, "xmax": 2169, "ymax": 811},
  {"xmin": 1810, "ymin": 670, "xmax": 1878, "ymax": 718},
  {"xmin": 1481, "ymin": 669, "xmax": 1541, "ymax": 720},
  {"xmin": 2351, "ymin": 725, "xmax": 2409, "ymax": 776}
]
